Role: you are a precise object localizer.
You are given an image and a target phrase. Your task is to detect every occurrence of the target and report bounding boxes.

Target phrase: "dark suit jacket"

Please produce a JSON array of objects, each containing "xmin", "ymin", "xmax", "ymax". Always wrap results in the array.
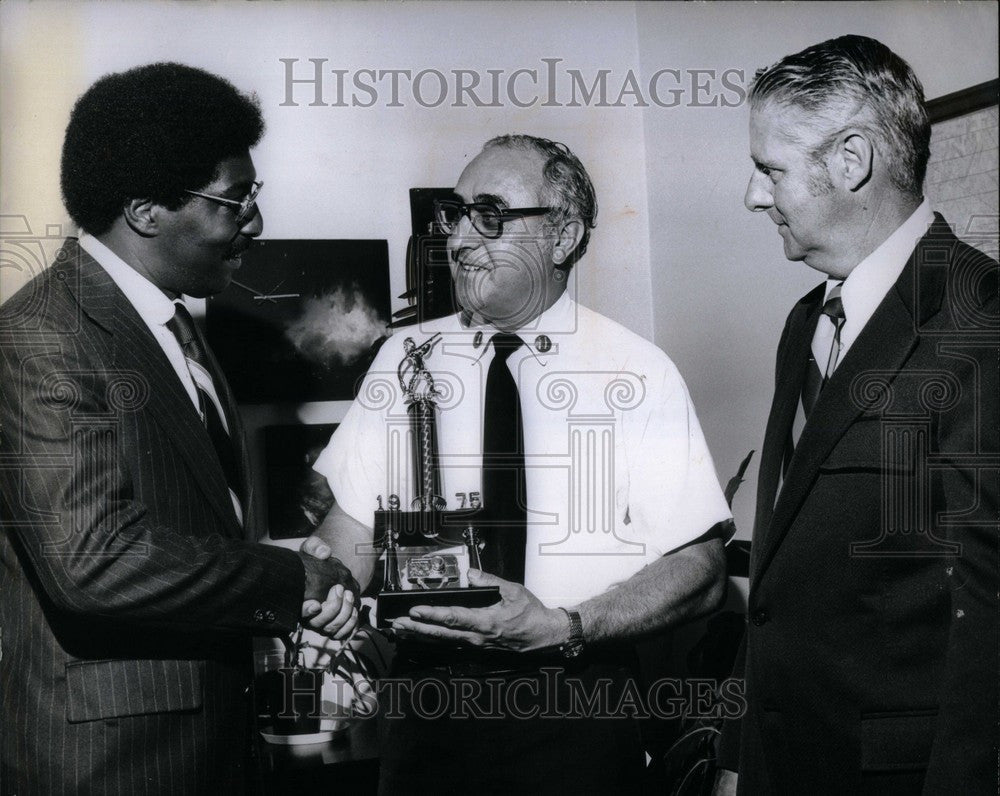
[
  {"xmin": 719, "ymin": 216, "xmax": 998, "ymax": 794},
  {"xmin": 0, "ymin": 240, "xmax": 307, "ymax": 794}
]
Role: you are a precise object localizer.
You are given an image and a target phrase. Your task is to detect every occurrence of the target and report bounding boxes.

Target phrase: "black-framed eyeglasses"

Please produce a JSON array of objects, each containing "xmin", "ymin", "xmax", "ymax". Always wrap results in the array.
[
  {"xmin": 433, "ymin": 199, "xmax": 553, "ymax": 239},
  {"xmin": 184, "ymin": 180, "xmax": 263, "ymax": 227}
]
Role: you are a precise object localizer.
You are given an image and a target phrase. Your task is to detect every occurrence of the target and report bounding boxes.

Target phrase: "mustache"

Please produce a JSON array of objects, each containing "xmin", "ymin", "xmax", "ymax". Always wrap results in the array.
[{"xmin": 225, "ymin": 237, "xmax": 253, "ymax": 259}]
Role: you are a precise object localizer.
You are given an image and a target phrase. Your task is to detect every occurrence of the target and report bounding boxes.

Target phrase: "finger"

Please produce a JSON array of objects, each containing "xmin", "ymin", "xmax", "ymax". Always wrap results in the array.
[
  {"xmin": 391, "ymin": 617, "xmax": 484, "ymax": 646},
  {"xmin": 301, "ymin": 600, "xmax": 322, "ymax": 618},
  {"xmin": 466, "ymin": 568, "xmax": 503, "ymax": 587},
  {"xmin": 304, "ymin": 586, "xmax": 344, "ymax": 629},
  {"xmin": 408, "ymin": 604, "xmax": 489, "ymax": 632},
  {"xmin": 469, "ymin": 568, "xmax": 523, "ymax": 600},
  {"xmin": 300, "ymin": 535, "xmax": 332, "ymax": 560},
  {"xmin": 323, "ymin": 589, "xmax": 356, "ymax": 635},
  {"xmin": 331, "ymin": 607, "xmax": 359, "ymax": 640}
]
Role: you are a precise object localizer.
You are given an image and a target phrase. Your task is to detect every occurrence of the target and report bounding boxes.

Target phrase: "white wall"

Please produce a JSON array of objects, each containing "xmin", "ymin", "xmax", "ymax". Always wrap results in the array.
[
  {"xmin": 1, "ymin": 0, "xmax": 653, "ymax": 341},
  {"xmin": 2, "ymin": 0, "xmax": 997, "ymax": 543},
  {"xmin": 636, "ymin": 0, "xmax": 999, "ymax": 539}
]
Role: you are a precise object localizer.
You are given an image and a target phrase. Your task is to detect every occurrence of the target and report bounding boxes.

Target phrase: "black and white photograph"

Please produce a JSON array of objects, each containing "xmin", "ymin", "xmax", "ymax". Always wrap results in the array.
[
  {"xmin": 1, "ymin": 1, "xmax": 996, "ymax": 794},
  {"xmin": 264, "ymin": 422, "xmax": 339, "ymax": 540},
  {"xmin": 207, "ymin": 239, "xmax": 391, "ymax": 403}
]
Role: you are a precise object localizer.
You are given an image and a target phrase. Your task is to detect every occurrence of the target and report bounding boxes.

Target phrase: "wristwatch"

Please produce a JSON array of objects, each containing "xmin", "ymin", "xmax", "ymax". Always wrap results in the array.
[{"xmin": 558, "ymin": 608, "xmax": 585, "ymax": 659}]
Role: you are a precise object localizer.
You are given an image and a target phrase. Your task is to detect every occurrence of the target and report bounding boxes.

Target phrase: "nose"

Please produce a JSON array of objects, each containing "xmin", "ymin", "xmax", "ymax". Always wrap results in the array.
[
  {"xmin": 448, "ymin": 212, "xmax": 482, "ymax": 261},
  {"xmin": 240, "ymin": 205, "xmax": 263, "ymax": 237},
  {"xmin": 744, "ymin": 170, "xmax": 773, "ymax": 213}
]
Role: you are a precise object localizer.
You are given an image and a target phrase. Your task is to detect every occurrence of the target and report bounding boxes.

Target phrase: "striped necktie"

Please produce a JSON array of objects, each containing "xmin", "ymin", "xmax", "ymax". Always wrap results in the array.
[
  {"xmin": 166, "ymin": 302, "xmax": 244, "ymax": 524},
  {"xmin": 479, "ymin": 332, "xmax": 527, "ymax": 583},
  {"xmin": 801, "ymin": 281, "xmax": 846, "ymax": 419}
]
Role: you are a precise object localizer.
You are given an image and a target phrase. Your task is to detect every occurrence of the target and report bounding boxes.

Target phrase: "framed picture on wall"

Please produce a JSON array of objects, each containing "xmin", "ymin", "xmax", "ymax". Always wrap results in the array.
[
  {"xmin": 925, "ymin": 79, "xmax": 999, "ymax": 258},
  {"xmin": 264, "ymin": 423, "xmax": 338, "ymax": 540},
  {"xmin": 206, "ymin": 239, "xmax": 392, "ymax": 404}
]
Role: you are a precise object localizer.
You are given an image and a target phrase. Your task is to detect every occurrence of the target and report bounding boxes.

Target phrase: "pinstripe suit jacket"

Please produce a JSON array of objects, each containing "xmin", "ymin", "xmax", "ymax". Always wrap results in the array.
[{"xmin": 0, "ymin": 240, "xmax": 306, "ymax": 794}]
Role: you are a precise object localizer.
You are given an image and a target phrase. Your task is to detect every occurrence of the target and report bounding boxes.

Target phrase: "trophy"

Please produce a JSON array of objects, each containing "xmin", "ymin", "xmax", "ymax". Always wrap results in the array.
[{"xmin": 374, "ymin": 333, "xmax": 501, "ymax": 628}]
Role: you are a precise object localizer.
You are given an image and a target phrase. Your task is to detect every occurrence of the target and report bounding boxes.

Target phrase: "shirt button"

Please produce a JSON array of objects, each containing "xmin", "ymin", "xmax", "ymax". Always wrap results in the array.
[{"xmin": 751, "ymin": 609, "xmax": 770, "ymax": 626}]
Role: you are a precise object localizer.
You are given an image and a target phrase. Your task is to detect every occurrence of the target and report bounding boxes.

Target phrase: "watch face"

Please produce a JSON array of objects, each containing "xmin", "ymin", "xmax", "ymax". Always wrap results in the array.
[
  {"xmin": 206, "ymin": 239, "xmax": 391, "ymax": 403},
  {"xmin": 562, "ymin": 641, "xmax": 584, "ymax": 659}
]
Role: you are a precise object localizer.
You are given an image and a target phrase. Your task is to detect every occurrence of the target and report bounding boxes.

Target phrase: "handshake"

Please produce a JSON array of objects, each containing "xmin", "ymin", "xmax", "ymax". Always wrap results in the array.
[{"xmin": 296, "ymin": 537, "xmax": 361, "ymax": 639}]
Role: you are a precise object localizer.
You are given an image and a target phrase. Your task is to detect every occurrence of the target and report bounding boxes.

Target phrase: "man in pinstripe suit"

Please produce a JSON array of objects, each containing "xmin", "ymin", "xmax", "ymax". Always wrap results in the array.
[{"xmin": 0, "ymin": 63, "xmax": 358, "ymax": 794}]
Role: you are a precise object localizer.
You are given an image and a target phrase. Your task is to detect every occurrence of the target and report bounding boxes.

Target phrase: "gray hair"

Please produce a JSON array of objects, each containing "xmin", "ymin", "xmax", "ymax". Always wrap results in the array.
[
  {"xmin": 483, "ymin": 134, "xmax": 598, "ymax": 268},
  {"xmin": 750, "ymin": 35, "xmax": 930, "ymax": 199}
]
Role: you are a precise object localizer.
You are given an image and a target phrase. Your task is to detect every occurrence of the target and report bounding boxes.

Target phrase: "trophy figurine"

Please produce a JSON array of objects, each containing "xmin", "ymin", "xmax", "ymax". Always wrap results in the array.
[{"xmin": 374, "ymin": 334, "xmax": 501, "ymax": 627}]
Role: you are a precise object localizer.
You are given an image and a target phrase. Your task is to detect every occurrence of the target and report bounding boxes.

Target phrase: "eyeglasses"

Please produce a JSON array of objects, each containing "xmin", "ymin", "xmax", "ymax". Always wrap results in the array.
[
  {"xmin": 433, "ymin": 199, "xmax": 553, "ymax": 239},
  {"xmin": 184, "ymin": 180, "xmax": 263, "ymax": 227}
]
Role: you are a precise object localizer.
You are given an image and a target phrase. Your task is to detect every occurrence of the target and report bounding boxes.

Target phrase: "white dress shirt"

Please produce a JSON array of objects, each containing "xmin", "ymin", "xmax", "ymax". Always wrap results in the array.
[
  {"xmin": 315, "ymin": 290, "xmax": 732, "ymax": 608},
  {"xmin": 812, "ymin": 199, "xmax": 936, "ymax": 370}
]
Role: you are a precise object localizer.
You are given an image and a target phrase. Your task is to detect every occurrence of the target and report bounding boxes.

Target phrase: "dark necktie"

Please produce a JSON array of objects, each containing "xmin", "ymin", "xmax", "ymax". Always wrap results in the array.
[
  {"xmin": 801, "ymin": 282, "xmax": 846, "ymax": 419},
  {"xmin": 479, "ymin": 333, "xmax": 527, "ymax": 583},
  {"xmin": 166, "ymin": 302, "xmax": 244, "ymax": 522}
]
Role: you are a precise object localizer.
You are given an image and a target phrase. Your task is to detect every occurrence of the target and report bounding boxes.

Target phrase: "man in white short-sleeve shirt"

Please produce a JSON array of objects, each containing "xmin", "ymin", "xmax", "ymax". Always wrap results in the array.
[{"xmin": 306, "ymin": 134, "xmax": 732, "ymax": 793}]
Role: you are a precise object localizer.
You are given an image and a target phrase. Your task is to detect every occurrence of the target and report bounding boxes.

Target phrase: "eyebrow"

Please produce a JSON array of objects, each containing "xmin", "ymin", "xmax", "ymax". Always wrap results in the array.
[
  {"xmin": 216, "ymin": 179, "xmax": 255, "ymax": 198},
  {"xmin": 473, "ymin": 192, "xmax": 508, "ymax": 207}
]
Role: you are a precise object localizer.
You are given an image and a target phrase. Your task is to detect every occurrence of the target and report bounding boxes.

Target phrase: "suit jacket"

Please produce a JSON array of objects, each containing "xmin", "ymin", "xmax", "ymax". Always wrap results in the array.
[
  {"xmin": 719, "ymin": 216, "xmax": 998, "ymax": 794},
  {"xmin": 0, "ymin": 240, "xmax": 306, "ymax": 794}
]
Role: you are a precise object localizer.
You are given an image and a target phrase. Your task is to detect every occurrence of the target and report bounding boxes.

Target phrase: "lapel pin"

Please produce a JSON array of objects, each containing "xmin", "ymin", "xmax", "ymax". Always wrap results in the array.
[{"xmin": 473, "ymin": 331, "xmax": 483, "ymax": 349}]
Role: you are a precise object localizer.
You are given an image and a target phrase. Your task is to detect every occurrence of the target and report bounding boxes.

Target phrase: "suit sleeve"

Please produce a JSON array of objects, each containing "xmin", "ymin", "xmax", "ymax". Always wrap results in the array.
[
  {"xmin": 716, "ymin": 304, "xmax": 798, "ymax": 775},
  {"xmin": 0, "ymin": 326, "xmax": 306, "ymax": 636}
]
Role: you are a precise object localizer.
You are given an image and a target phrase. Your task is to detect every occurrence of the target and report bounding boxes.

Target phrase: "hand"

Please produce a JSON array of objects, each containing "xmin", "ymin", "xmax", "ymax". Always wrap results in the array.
[
  {"xmin": 302, "ymin": 583, "xmax": 359, "ymax": 639},
  {"xmin": 390, "ymin": 569, "xmax": 569, "ymax": 652},
  {"xmin": 297, "ymin": 536, "xmax": 360, "ymax": 634},
  {"xmin": 712, "ymin": 769, "xmax": 738, "ymax": 796}
]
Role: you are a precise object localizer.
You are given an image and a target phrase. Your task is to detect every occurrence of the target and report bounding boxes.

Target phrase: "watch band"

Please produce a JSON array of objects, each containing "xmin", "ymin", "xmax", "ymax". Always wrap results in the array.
[{"xmin": 558, "ymin": 608, "xmax": 585, "ymax": 659}]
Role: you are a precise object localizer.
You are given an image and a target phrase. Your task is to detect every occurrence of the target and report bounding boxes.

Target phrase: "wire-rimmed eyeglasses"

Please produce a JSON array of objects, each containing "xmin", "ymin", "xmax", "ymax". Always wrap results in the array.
[{"xmin": 184, "ymin": 180, "xmax": 263, "ymax": 227}]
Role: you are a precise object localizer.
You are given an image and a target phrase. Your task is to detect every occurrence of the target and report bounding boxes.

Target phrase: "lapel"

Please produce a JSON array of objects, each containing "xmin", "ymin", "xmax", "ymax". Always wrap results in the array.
[
  {"xmin": 65, "ymin": 240, "xmax": 244, "ymax": 538},
  {"xmin": 751, "ymin": 218, "xmax": 952, "ymax": 585},
  {"xmin": 749, "ymin": 285, "xmax": 823, "ymax": 576}
]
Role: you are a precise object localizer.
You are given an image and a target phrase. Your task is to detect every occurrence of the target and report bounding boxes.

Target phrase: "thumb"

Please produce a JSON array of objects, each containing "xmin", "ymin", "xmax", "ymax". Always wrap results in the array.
[
  {"xmin": 300, "ymin": 535, "xmax": 331, "ymax": 560},
  {"xmin": 467, "ymin": 568, "xmax": 503, "ymax": 587}
]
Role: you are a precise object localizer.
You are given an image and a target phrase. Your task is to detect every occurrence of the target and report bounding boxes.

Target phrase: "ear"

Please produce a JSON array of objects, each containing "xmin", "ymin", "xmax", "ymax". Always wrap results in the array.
[
  {"xmin": 836, "ymin": 131, "xmax": 873, "ymax": 192},
  {"xmin": 122, "ymin": 198, "xmax": 160, "ymax": 236},
  {"xmin": 551, "ymin": 218, "xmax": 584, "ymax": 266}
]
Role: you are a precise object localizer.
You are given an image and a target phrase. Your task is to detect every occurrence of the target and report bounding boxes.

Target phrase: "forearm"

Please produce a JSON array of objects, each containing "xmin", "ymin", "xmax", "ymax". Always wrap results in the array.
[
  {"xmin": 574, "ymin": 537, "xmax": 726, "ymax": 644},
  {"xmin": 311, "ymin": 502, "xmax": 377, "ymax": 591}
]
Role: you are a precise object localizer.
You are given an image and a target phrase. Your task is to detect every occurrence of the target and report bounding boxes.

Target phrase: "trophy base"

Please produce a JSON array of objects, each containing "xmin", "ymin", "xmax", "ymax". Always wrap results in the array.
[{"xmin": 377, "ymin": 587, "xmax": 501, "ymax": 628}]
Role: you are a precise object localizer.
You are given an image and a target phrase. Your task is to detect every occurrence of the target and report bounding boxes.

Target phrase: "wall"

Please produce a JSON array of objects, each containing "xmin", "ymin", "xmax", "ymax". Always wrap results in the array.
[
  {"xmin": 636, "ymin": 0, "xmax": 999, "ymax": 540},
  {"xmin": 1, "ymin": 0, "xmax": 652, "ymax": 337},
  {"xmin": 0, "ymin": 0, "xmax": 655, "ymax": 532},
  {"xmin": 2, "ymin": 0, "xmax": 997, "ymax": 546}
]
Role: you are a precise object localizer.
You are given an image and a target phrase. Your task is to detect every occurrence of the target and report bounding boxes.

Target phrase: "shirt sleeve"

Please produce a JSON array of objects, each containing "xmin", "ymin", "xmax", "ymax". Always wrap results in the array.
[
  {"xmin": 624, "ymin": 355, "xmax": 732, "ymax": 557},
  {"xmin": 314, "ymin": 337, "xmax": 404, "ymax": 528}
]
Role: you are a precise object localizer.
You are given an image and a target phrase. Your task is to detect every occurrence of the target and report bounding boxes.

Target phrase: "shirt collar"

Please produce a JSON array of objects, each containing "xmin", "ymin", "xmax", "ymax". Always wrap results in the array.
[
  {"xmin": 460, "ymin": 290, "xmax": 576, "ymax": 338},
  {"xmin": 78, "ymin": 234, "xmax": 178, "ymax": 326},
  {"xmin": 836, "ymin": 199, "xmax": 934, "ymax": 349}
]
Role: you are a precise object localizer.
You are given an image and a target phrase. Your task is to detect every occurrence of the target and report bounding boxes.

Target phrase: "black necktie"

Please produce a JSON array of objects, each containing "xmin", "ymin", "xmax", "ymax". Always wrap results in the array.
[
  {"xmin": 166, "ymin": 303, "xmax": 243, "ymax": 521},
  {"xmin": 480, "ymin": 333, "xmax": 527, "ymax": 583},
  {"xmin": 801, "ymin": 282, "xmax": 846, "ymax": 419}
]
